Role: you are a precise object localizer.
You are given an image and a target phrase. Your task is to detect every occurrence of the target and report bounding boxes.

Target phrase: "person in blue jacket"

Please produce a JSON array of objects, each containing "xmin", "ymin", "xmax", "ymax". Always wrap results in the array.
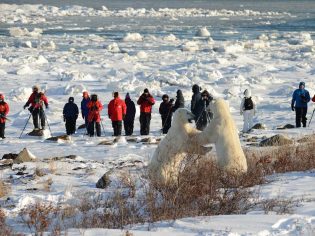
[
  {"xmin": 63, "ymin": 97, "xmax": 79, "ymax": 135},
  {"xmin": 291, "ymin": 82, "xmax": 311, "ymax": 128},
  {"xmin": 81, "ymin": 91, "xmax": 90, "ymax": 133}
]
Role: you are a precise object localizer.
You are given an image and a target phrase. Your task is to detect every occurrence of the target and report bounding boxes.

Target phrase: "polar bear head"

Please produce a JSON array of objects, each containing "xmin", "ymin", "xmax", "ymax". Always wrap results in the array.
[
  {"xmin": 172, "ymin": 108, "xmax": 195, "ymax": 125},
  {"xmin": 207, "ymin": 98, "xmax": 230, "ymax": 120}
]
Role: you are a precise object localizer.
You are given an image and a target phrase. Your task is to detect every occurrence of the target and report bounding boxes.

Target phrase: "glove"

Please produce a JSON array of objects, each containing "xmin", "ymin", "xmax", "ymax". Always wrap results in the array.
[
  {"xmin": 45, "ymin": 105, "xmax": 49, "ymax": 109},
  {"xmin": 23, "ymin": 105, "xmax": 27, "ymax": 109},
  {"xmin": 169, "ymin": 98, "xmax": 174, "ymax": 103},
  {"xmin": 291, "ymin": 105, "xmax": 295, "ymax": 111},
  {"xmin": 63, "ymin": 116, "xmax": 66, "ymax": 122}
]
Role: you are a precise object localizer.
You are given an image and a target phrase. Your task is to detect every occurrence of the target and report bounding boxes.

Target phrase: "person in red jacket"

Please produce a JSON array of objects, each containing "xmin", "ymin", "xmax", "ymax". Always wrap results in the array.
[
  {"xmin": 312, "ymin": 94, "xmax": 315, "ymax": 102},
  {"xmin": 108, "ymin": 92, "xmax": 126, "ymax": 136},
  {"xmin": 0, "ymin": 94, "xmax": 9, "ymax": 139},
  {"xmin": 23, "ymin": 85, "xmax": 49, "ymax": 130},
  {"xmin": 87, "ymin": 94, "xmax": 103, "ymax": 137},
  {"xmin": 137, "ymin": 88, "xmax": 155, "ymax": 135}
]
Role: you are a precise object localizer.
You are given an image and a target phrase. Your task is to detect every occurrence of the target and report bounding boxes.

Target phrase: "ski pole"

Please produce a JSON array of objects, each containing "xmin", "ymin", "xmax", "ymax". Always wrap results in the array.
[
  {"xmin": 100, "ymin": 118, "xmax": 106, "ymax": 136},
  {"xmin": 308, "ymin": 108, "xmax": 315, "ymax": 127},
  {"xmin": 19, "ymin": 113, "xmax": 32, "ymax": 139}
]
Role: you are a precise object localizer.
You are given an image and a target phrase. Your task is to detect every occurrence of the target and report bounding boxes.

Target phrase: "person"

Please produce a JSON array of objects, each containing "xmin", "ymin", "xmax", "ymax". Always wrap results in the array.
[
  {"xmin": 172, "ymin": 89, "xmax": 185, "ymax": 112},
  {"xmin": 159, "ymin": 94, "xmax": 173, "ymax": 134},
  {"xmin": 291, "ymin": 82, "xmax": 310, "ymax": 128},
  {"xmin": 0, "ymin": 94, "xmax": 9, "ymax": 139},
  {"xmin": 124, "ymin": 93, "xmax": 136, "ymax": 136},
  {"xmin": 191, "ymin": 84, "xmax": 202, "ymax": 123},
  {"xmin": 108, "ymin": 92, "xmax": 126, "ymax": 136},
  {"xmin": 195, "ymin": 90, "xmax": 213, "ymax": 130},
  {"xmin": 23, "ymin": 85, "xmax": 48, "ymax": 130},
  {"xmin": 81, "ymin": 91, "xmax": 90, "ymax": 133},
  {"xmin": 87, "ymin": 94, "xmax": 103, "ymax": 137},
  {"xmin": 63, "ymin": 97, "xmax": 79, "ymax": 135},
  {"xmin": 312, "ymin": 94, "xmax": 315, "ymax": 102},
  {"xmin": 137, "ymin": 88, "xmax": 155, "ymax": 135},
  {"xmin": 240, "ymin": 89, "xmax": 256, "ymax": 133}
]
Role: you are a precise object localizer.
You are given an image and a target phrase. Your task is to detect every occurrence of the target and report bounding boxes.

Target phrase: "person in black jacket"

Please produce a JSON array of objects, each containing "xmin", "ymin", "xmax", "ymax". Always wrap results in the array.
[
  {"xmin": 195, "ymin": 90, "xmax": 213, "ymax": 131},
  {"xmin": 124, "ymin": 93, "xmax": 136, "ymax": 136},
  {"xmin": 63, "ymin": 97, "xmax": 79, "ymax": 135},
  {"xmin": 172, "ymin": 89, "xmax": 185, "ymax": 112},
  {"xmin": 159, "ymin": 94, "xmax": 173, "ymax": 134},
  {"xmin": 191, "ymin": 84, "xmax": 202, "ymax": 120}
]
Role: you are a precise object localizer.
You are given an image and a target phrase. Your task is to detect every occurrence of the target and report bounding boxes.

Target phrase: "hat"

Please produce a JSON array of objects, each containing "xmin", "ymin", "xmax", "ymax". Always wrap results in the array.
[
  {"xmin": 162, "ymin": 94, "xmax": 169, "ymax": 100},
  {"xmin": 69, "ymin": 97, "xmax": 74, "ymax": 102},
  {"xmin": 144, "ymin": 88, "xmax": 149, "ymax": 93},
  {"xmin": 125, "ymin": 93, "xmax": 130, "ymax": 99},
  {"xmin": 0, "ymin": 93, "xmax": 4, "ymax": 100},
  {"xmin": 113, "ymin": 92, "xmax": 119, "ymax": 98},
  {"xmin": 83, "ymin": 91, "xmax": 89, "ymax": 97},
  {"xmin": 32, "ymin": 85, "xmax": 39, "ymax": 91},
  {"xmin": 299, "ymin": 82, "xmax": 305, "ymax": 87},
  {"xmin": 244, "ymin": 89, "xmax": 251, "ymax": 98}
]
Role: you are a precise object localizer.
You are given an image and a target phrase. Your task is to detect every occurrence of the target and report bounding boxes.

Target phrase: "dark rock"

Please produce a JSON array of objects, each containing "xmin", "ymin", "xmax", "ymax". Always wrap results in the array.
[
  {"xmin": 259, "ymin": 134, "xmax": 294, "ymax": 147},
  {"xmin": 277, "ymin": 124, "xmax": 295, "ymax": 130},
  {"xmin": 2, "ymin": 153, "xmax": 18, "ymax": 160},
  {"xmin": 251, "ymin": 123, "xmax": 266, "ymax": 130},
  {"xmin": 0, "ymin": 159, "xmax": 13, "ymax": 170},
  {"xmin": 73, "ymin": 167, "xmax": 85, "ymax": 171},
  {"xmin": 28, "ymin": 129, "xmax": 44, "ymax": 136},
  {"xmin": 96, "ymin": 172, "xmax": 111, "ymax": 189},
  {"xmin": 78, "ymin": 124, "xmax": 86, "ymax": 129},
  {"xmin": 46, "ymin": 135, "xmax": 70, "ymax": 142},
  {"xmin": 51, "ymin": 155, "xmax": 77, "ymax": 161},
  {"xmin": 16, "ymin": 171, "xmax": 28, "ymax": 175}
]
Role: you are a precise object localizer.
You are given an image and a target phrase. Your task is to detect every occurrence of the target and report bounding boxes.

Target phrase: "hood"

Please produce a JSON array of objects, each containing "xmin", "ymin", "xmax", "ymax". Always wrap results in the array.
[
  {"xmin": 192, "ymin": 84, "xmax": 200, "ymax": 94},
  {"xmin": 244, "ymin": 89, "xmax": 251, "ymax": 98}
]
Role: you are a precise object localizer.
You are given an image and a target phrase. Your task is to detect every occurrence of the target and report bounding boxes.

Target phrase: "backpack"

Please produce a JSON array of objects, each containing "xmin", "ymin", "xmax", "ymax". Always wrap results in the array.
[{"xmin": 244, "ymin": 97, "xmax": 253, "ymax": 110}]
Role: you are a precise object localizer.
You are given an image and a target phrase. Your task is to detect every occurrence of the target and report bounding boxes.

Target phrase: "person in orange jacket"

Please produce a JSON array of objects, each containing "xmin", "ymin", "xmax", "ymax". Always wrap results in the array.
[
  {"xmin": 23, "ymin": 85, "xmax": 49, "ymax": 130},
  {"xmin": 137, "ymin": 88, "xmax": 155, "ymax": 135},
  {"xmin": 0, "ymin": 93, "xmax": 9, "ymax": 139},
  {"xmin": 108, "ymin": 92, "xmax": 126, "ymax": 136},
  {"xmin": 87, "ymin": 94, "xmax": 103, "ymax": 137}
]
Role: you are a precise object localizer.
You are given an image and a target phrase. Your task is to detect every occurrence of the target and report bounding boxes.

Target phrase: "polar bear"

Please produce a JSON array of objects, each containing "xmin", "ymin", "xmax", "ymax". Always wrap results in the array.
[
  {"xmin": 195, "ymin": 98, "xmax": 247, "ymax": 173},
  {"xmin": 148, "ymin": 108, "xmax": 208, "ymax": 186}
]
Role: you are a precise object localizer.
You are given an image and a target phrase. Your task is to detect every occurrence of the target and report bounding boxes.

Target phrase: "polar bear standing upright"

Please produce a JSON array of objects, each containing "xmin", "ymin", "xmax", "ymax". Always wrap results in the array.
[
  {"xmin": 196, "ymin": 98, "xmax": 247, "ymax": 173},
  {"xmin": 148, "ymin": 108, "xmax": 205, "ymax": 186}
]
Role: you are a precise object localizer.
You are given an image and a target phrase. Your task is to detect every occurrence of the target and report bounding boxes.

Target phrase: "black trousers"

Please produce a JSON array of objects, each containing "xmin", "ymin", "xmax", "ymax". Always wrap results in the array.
[
  {"xmin": 65, "ymin": 117, "xmax": 77, "ymax": 135},
  {"xmin": 32, "ymin": 108, "xmax": 45, "ymax": 129},
  {"xmin": 295, "ymin": 107, "xmax": 307, "ymax": 128},
  {"xmin": 0, "ymin": 122, "xmax": 5, "ymax": 138},
  {"xmin": 140, "ymin": 113, "xmax": 151, "ymax": 135},
  {"xmin": 161, "ymin": 115, "xmax": 172, "ymax": 134},
  {"xmin": 124, "ymin": 119, "xmax": 134, "ymax": 136},
  {"xmin": 112, "ymin": 121, "xmax": 122, "ymax": 136},
  {"xmin": 88, "ymin": 121, "xmax": 101, "ymax": 137}
]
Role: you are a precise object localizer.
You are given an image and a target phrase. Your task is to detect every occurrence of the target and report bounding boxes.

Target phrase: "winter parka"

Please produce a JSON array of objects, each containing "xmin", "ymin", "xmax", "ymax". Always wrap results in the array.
[
  {"xmin": 63, "ymin": 99, "xmax": 79, "ymax": 119},
  {"xmin": 87, "ymin": 100, "xmax": 103, "ymax": 122},
  {"xmin": 108, "ymin": 97, "xmax": 127, "ymax": 121},
  {"xmin": 292, "ymin": 88, "xmax": 310, "ymax": 108},
  {"xmin": 137, "ymin": 94, "xmax": 155, "ymax": 113},
  {"xmin": 124, "ymin": 97, "xmax": 136, "ymax": 122},
  {"xmin": 25, "ymin": 92, "xmax": 48, "ymax": 109},
  {"xmin": 172, "ymin": 89, "xmax": 185, "ymax": 112},
  {"xmin": 81, "ymin": 97, "xmax": 90, "ymax": 119},
  {"xmin": 0, "ymin": 101, "xmax": 9, "ymax": 123},
  {"xmin": 191, "ymin": 85, "xmax": 202, "ymax": 118}
]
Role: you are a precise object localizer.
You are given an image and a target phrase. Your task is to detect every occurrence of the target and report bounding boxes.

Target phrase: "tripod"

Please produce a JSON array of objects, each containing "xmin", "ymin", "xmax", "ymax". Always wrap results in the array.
[
  {"xmin": 195, "ymin": 99, "xmax": 211, "ymax": 130},
  {"xmin": 309, "ymin": 108, "xmax": 315, "ymax": 127}
]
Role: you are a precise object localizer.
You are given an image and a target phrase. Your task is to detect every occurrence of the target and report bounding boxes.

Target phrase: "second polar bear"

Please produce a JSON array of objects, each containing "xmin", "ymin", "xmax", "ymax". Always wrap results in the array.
[{"xmin": 195, "ymin": 98, "xmax": 247, "ymax": 173}]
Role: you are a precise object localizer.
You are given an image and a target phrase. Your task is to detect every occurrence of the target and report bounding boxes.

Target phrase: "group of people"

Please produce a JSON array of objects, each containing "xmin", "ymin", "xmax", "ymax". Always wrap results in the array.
[{"xmin": 0, "ymin": 82, "xmax": 315, "ymax": 139}]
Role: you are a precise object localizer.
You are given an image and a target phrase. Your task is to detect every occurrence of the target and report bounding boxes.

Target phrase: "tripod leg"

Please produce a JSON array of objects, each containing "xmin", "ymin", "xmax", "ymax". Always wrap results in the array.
[
  {"xmin": 19, "ymin": 114, "xmax": 32, "ymax": 139},
  {"xmin": 308, "ymin": 109, "xmax": 315, "ymax": 127}
]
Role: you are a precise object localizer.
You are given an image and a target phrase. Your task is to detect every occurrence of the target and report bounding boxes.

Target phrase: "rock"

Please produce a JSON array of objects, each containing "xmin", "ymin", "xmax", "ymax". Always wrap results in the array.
[
  {"xmin": 78, "ymin": 124, "xmax": 86, "ymax": 129},
  {"xmin": 276, "ymin": 124, "xmax": 295, "ymax": 130},
  {"xmin": 46, "ymin": 135, "xmax": 70, "ymax": 142},
  {"xmin": 28, "ymin": 129, "xmax": 44, "ymax": 136},
  {"xmin": 2, "ymin": 153, "xmax": 18, "ymax": 160},
  {"xmin": 15, "ymin": 148, "xmax": 37, "ymax": 164},
  {"xmin": 50, "ymin": 155, "xmax": 77, "ymax": 161},
  {"xmin": 96, "ymin": 172, "xmax": 111, "ymax": 189},
  {"xmin": 251, "ymin": 123, "xmax": 266, "ymax": 130},
  {"xmin": 0, "ymin": 159, "xmax": 13, "ymax": 170},
  {"xmin": 259, "ymin": 134, "xmax": 294, "ymax": 147}
]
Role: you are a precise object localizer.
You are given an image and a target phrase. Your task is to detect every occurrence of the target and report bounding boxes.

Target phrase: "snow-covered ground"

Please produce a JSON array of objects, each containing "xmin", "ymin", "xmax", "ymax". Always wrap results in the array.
[{"xmin": 0, "ymin": 1, "xmax": 315, "ymax": 235}]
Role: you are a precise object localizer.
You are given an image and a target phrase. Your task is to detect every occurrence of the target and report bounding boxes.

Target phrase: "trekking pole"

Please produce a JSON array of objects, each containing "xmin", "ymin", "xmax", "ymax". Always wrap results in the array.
[
  {"xmin": 308, "ymin": 108, "xmax": 315, "ymax": 127},
  {"xmin": 100, "ymin": 118, "xmax": 106, "ymax": 136},
  {"xmin": 19, "ymin": 113, "xmax": 32, "ymax": 139},
  {"xmin": 43, "ymin": 110, "xmax": 52, "ymax": 136}
]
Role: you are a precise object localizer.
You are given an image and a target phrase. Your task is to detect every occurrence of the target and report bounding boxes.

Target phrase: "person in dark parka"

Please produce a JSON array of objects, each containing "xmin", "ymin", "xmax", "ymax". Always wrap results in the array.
[
  {"xmin": 124, "ymin": 93, "xmax": 136, "ymax": 136},
  {"xmin": 81, "ymin": 91, "xmax": 90, "ymax": 133},
  {"xmin": 159, "ymin": 94, "xmax": 173, "ymax": 134},
  {"xmin": 191, "ymin": 84, "xmax": 202, "ymax": 119},
  {"xmin": 172, "ymin": 89, "xmax": 185, "ymax": 112},
  {"xmin": 195, "ymin": 90, "xmax": 213, "ymax": 131},
  {"xmin": 63, "ymin": 97, "xmax": 79, "ymax": 135}
]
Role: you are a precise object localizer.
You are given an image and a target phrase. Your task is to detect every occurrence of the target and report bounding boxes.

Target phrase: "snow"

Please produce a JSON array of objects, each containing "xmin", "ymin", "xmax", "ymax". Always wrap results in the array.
[{"xmin": 0, "ymin": 1, "xmax": 315, "ymax": 235}]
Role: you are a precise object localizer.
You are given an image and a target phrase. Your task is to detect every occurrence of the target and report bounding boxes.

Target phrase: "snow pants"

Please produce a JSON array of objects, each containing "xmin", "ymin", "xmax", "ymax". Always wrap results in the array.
[
  {"xmin": 32, "ymin": 108, "xmax": 45, "ymax": 129},
  {"xmin": 140, "ymin": 112, "xmax": 151, "ymax": 135},
  {"xmin": 112, "ymin": 121, "xmax": 122, "ymax": 136},
  {"xmin": 123, "ymin": 119, "xmax": 134, "ymax": 136},
  {"xmin": 295, "ymin": 107, "xmax": 307, "ymax": 128},
  {"xmin": 88, "ymin": 121, "xmax": 101, "ymax": 137},
  {"xmin": 65, "ymin": 117, "xmax": 77, "ymax": 135},
  {"xmin": 0, "ymin": 122, "xmax": 5, "ymax": 138},
  {"xmin": 243, "ymin": 110, "xmax": 254, "ymax": 133}
]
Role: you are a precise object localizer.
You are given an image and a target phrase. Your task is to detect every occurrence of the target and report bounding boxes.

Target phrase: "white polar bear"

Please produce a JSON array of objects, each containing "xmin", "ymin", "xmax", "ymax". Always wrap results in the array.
[
  {"xmin": 195, "ymin": 98, "xmax": 247, "ymax": 173},
  {"xmin": 148, "ymin": 108, "xmax": 207, "ymax": 186}
]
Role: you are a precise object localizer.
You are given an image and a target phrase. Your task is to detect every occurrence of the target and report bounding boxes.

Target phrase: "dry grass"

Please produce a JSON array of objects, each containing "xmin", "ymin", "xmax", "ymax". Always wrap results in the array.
[
  {"xmin": 0, "ymin": 209, "xmax": 14, "ymax": 236},
  {"xmin": 0, "ymin": 180, "xmax": 11, "ymax": 198}
]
